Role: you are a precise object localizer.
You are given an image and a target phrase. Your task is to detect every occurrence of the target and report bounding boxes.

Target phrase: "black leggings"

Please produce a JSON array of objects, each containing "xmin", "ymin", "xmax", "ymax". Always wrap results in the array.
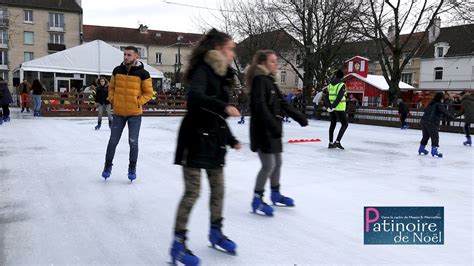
[
  {"xmin": 465, "ymin": 123, "xmax": 471, "ymax": 138},
  {"xmin": 1, "ymin": 104, "xmax": 9, "ymax": 118},
  {"xmin": 329, "ymin": 111, "xmax": 348, "ymax": 143},
  {"xmin": 420, "ymin": 121, "xmax": 439, "ymax": 147}
]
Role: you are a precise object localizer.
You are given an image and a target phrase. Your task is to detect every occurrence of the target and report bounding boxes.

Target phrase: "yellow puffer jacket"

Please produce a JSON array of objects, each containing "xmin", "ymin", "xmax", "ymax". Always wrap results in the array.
[{"xmin": 108, "ymin": 61, "xmax": 153, "ymax": 116}]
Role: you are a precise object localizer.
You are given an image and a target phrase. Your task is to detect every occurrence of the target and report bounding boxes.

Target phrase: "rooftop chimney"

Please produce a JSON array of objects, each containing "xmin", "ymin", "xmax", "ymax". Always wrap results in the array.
[
  {"xmin": 428, "ymin": 17, "xmax": 441, "ymax": 43},
  {"xmin": 388, "ymin": 24, "xmax": 395, "ymax": 42},
  {"xmin": 139, "ymin": 24, "xmax": 148, "ymax": 34}
]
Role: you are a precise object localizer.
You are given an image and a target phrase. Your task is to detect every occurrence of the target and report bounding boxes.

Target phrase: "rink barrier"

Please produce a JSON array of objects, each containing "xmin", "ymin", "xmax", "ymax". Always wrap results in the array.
[
  {"xmin": 39, "ymin": 93, "xmax": 468, "ymax": 134},
  {"xmin": 303, "ymin": 104, "xmax": 468, "ymax": 134},
  {"xmin": 40, "ymin": 92, "xmax": 188, "ymax": 117}
]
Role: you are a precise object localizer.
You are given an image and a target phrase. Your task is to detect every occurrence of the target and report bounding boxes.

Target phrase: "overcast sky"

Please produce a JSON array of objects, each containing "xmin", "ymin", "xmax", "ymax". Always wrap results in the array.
[{"xmin": 82, "ymin": 0, "xmax": 223, "ymax": 33}]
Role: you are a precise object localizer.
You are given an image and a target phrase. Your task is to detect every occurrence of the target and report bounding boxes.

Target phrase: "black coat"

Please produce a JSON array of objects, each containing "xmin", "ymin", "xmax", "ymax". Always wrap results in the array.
[
  {"xmin": 174, "ymin": 62, "xmax": 238, "ymax": 169},
  {"xmin": 421, "ymin": 102, "xmax": 453, "ymax": 125},
  {"xmin": 95, "ymin": 85, "xmax": 110, "ymax": 105},
  {"xmin": 250, "ymin": 75, "xmax": 308, "ymax": 153},
  {"xmin": 398, "ymin": 102, "xmax": 409, "ymax": 115},
  {"xmin": 0, "ymin": 82, "xmax": 12, "ymax": 105}
]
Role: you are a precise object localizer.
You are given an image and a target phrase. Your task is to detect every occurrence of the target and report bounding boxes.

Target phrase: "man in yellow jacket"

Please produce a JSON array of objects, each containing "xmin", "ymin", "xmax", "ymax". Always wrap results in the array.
[{"xmin": 102, "ymin": 46, "xmax": 153, "ymax": 182}]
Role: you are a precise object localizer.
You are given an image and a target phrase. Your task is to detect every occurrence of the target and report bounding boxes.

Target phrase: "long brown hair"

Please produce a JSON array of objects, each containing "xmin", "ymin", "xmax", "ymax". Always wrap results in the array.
[
  {"xmin": 185, "ymin": 28, "xmax": 232, "ymax": 82},
  {"xmin": 245, "ymin": 50, "xmax": 277, "ymax": 90}
]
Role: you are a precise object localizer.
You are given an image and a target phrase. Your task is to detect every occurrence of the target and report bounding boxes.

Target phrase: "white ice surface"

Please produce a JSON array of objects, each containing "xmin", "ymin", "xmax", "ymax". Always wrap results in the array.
[{"xmin": 0, "ymin": 109, "xmax": 472, "ymax": 265}]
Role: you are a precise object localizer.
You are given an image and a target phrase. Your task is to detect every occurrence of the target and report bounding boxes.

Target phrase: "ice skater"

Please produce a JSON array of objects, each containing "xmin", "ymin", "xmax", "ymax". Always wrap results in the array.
[
  {"xmin": 171, "ymin": 29, "xmax": 241, "ymax": 265},
  {"xmin": 418, "ymin": 92, "xmax": 454, "ymax": 157},
  {"xmin": 30, "ymin": 79, "xmax": 44, "ymax": 117},
  {"xmin": 397, "ymin": 98, "xmax": 410, "ymax": 129},
  {"xmin": 94, "ymin": 77, "xmax": 112, "ymax": 130},
  {"xmin": 101, "ymin": 46, "xmax": 153, "ymax": 181},
  {"xmin": 0, "ymin": 78, "xmax": 12, "ymax": 123},
  {"xmin": 237, "ymin": 89, "xmax": 248, "ymax": 124},
  {"xmin": 19, "ymin": 79, "xmax": 31, "ymax": 113},
  {"xmin": 247, "ymin": 50, "xmax": 308, "ymax": 217},
  {"xmin": 458, "ymin": 91, "xmax": 473, "ymax": 146},
  {"xmin": 324, "ymin": 69, "xmax": 348, "ymax": 149}
]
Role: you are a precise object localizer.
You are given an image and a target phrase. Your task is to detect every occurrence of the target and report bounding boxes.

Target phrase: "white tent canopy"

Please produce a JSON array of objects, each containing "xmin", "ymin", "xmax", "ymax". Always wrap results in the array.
[{"xmin": 20, "ymin": 40, "xmax": 163, "ymax": 78}]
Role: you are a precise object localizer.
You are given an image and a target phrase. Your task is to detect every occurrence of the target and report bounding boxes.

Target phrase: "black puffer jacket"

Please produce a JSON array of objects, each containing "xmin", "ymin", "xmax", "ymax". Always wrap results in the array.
[
  {"xmin": 248, "ymin": 65, "xmax": 308, "ymax": 153},
  {"xmin": 174, "ymin": 50, "xmax": 238, "ymax": 169},
  {"xmin": 95, "ymin": 85, "xmax": 110, "ymax": 105},
  {"xmin": 421, "ymin": 102, "xmax": 453, "ymax": 125}
]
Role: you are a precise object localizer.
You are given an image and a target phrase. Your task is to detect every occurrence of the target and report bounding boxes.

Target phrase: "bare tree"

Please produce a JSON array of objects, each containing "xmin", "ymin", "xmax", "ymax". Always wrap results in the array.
[
  {"xmin": 208, "ymin": 0, "xmax": 362, "ymax": 102},
  {"xmin": 355, "ymin": 0, "xmax": 468, "ymax": 104}
]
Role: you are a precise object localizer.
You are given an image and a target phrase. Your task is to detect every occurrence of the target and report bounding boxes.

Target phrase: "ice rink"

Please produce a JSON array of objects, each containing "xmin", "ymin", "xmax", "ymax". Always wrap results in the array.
[{"xmin": 1, "ymin": 110, "xmax": 472, "ymax": 265}]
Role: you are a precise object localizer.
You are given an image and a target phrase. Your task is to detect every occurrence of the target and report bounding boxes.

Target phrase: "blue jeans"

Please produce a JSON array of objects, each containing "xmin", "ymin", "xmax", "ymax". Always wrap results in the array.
[
  {"xmin": 32, "ymin": 95, "xmax": 42, "ymax": 112},
  {"xmin": 105, "ymin": 115, "xmax": 142, "ymax": 164}
]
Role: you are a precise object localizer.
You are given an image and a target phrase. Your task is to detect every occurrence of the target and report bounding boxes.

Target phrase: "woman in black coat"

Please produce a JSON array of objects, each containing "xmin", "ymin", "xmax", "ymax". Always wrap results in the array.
[
  {"xmin": 418, "ymin": 92, "xmax": 454, "ymax": 158},
  {"xmin": 171, "ymin": 29, "xmax": 241, "ymax": 265},
  {"xmin": 0, "ymin": 78, "xmax": 13, "ymax": 122},
  {"xmin": 247, "ymin": 50, "xmax": 308, "ymax": 217}
]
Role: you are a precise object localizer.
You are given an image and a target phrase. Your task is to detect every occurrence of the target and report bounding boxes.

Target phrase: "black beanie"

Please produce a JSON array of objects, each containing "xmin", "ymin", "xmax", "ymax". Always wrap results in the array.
[{"xmin": 336, "ymin": 69, "xmax": 344, "ymax": 79}]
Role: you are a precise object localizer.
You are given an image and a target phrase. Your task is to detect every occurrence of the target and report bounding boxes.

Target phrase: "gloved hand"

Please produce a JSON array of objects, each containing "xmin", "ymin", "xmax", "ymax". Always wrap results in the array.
[{"xmin": 327, "ymin": 108, "xmax": 334, "ymax": 113}]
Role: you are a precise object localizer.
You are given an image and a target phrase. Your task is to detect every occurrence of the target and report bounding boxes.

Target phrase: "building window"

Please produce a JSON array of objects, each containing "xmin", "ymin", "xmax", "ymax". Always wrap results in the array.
[
  {"xmin": 294, "ymin": 74, "xmax": 299, "ymax": 86},
  {"xmin": 437, "ymin": 47, "xmax": 444, "ymax": 58},
  {"xmin": 137, "ymin": 47, "xmax": 145, "ymax": 58},
  {"xmin": 0, "ymin": 71, "xmax": 8, "ymax": 80},
  {"xmin": 280, "ymin": 71, "xmax": 287, "ymax": 84},
  {"xmin": 48, "ymin": 12, "xmax": 64, "ymax": 29},
  {"xmin": 0, "ymin": 30, "xmax": 7, "ymax": 45},
  {"xmin": 155, "ymin": 52, "xmax": 162, "ymax": 64},
  {"xmin": 0, "ymin": 50, "xmax": 7, "ymax": 65},
  {"xmin": 24, "ymin": 52, "xmax": 34, "ymax": 62},
  {"xmin": 24, "ymin": 31, "xmax": 34, "ymax": 44},
  {"xmin": 49, "ymin": 33, "xmax": 64, "ymax": 44},
  {"xmin": 434, "ymin": 67, "xmax": 443, "ymax": 80},
  {"xmin": 0, "ymin": 8, "xmax": 7, "ymax": 24},
  {"xmin": 175, "ymin": 54, "xmax": 181, "ymax": 64},
  {"xmin": 24, "ymin": 10, "xmax": 33, "ymax": 22},
  {"xmin": 401, "ymin": 73, "xmax": 413, "ymax": 85}
]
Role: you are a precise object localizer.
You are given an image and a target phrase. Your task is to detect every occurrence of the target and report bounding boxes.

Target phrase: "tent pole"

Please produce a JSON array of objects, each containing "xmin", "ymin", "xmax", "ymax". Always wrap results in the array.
[{"xmin": 98, "ymin": 41, "xmax": 101, "ymax": 79}]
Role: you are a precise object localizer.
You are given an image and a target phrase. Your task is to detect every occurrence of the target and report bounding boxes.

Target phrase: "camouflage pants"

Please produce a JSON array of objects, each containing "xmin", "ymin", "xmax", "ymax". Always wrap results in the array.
[{"xmin": 174, "ymin": 167, "xmax": 224, "ymax": 232}]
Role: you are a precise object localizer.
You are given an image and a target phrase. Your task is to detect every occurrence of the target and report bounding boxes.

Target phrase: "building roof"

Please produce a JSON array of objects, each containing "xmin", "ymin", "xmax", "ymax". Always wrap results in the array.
[
  {"xmin": 238, "ymin": 30, "xmax": 303, "ymax": 50},
  {"xmin": 338, "ymin": 31, "xmax": 432, "ymax": 63},
  {"xmin": 83, "ymin": 25, "xmax": 204, "ymax": 47},
  {"xmin": 0, "ymin": 0, "xmax": 82, "ymax": 13},
  {"xmin": 421, "ymin": 24, "xmax": 474, "ymax": 59},
  {"xmin": 345, "ymin": 73, "xmax": 414, "ymax": 91}
]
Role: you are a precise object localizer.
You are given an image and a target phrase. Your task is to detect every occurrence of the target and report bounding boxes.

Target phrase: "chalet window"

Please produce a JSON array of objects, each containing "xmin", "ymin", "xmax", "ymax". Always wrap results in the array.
[
  {"xmin": 434, "ymin": 67, "xmax": 443, "ymax": 80},
  {"xmin": 437, "ymin": 47, "xmax": 444, "ymax": 58}
]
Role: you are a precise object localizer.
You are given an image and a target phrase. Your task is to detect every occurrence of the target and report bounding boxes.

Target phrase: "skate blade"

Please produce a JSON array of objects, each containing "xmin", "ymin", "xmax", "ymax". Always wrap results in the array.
[
  {"xmin": 272, "ymin": 203, "xmax": 295, "ymax": 208},
  {"xmin": 209, "ymin": 245, "xmax": 237, "ymax": 256},
  {"xmin": 249, "ymin": 211, "xmax": 273, "ymax": 217}
]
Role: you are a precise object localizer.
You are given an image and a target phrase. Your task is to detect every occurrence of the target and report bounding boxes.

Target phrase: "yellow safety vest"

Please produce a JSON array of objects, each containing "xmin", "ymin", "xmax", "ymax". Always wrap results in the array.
[{"xmin": 328, "ymin": 82, "xmax": 346, "ymax": 111}]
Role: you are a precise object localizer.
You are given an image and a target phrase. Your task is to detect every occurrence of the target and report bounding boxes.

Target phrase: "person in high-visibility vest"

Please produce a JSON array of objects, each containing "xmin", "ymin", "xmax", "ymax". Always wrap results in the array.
[{"xmin": 324, "ymin": 69, "xmax": 349, "ymax": 149}]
